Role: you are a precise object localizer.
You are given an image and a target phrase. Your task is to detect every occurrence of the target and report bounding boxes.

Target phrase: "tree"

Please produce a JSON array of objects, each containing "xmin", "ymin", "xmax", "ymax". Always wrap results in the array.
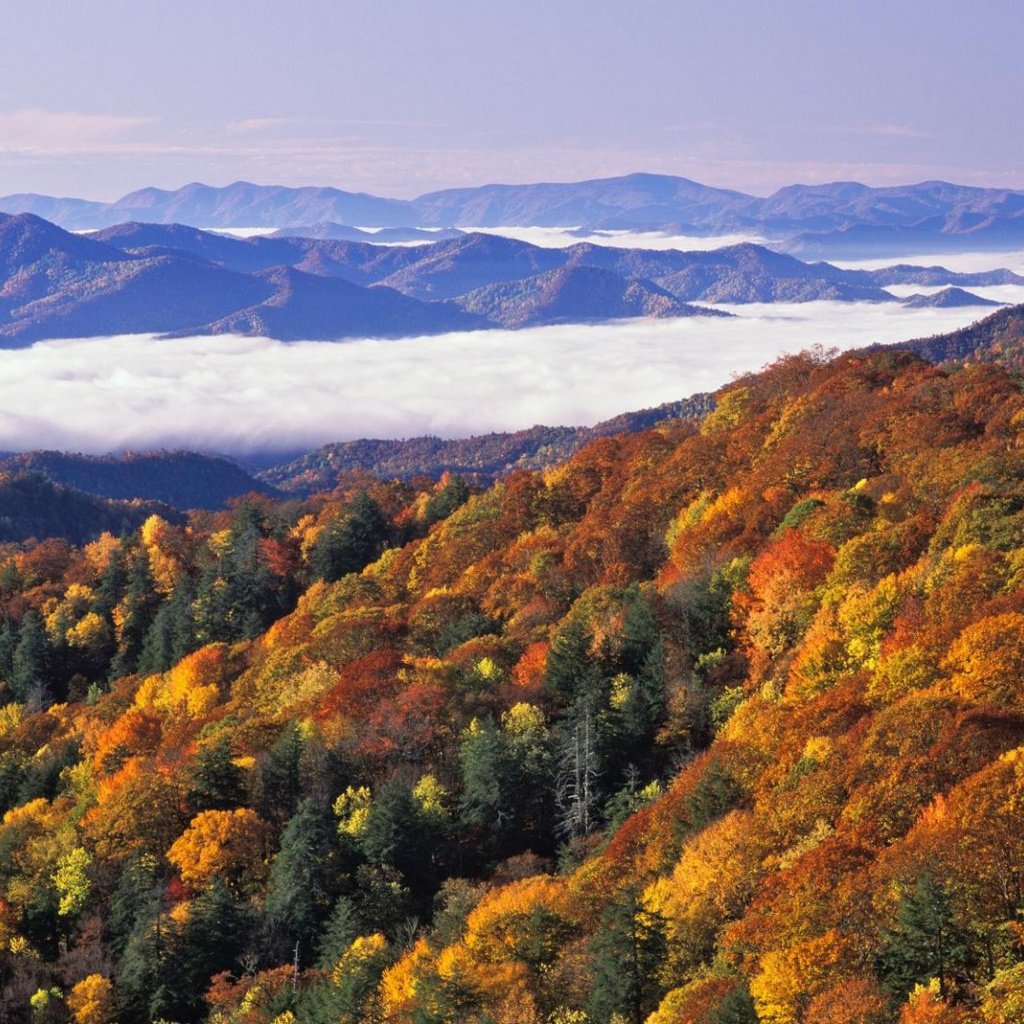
[
  {"xmin": 310, "ymin": 492, "xmax": 391, "ymax": 583},
  {"xmin": 11, "ymin": 612, "xmax": 50, "ymax": 706},
  {"xmin": 167, "ymin": 808, "xmax": 271, "ymax": 895},
  {"xmin": 265, "ymin": 798, "xmax": 339, "ymax": 964},
  {"xmin": 877, "ymin": 873, "xmax": 973, "ymax": 1000},
  {"xmin": 67, "ymin": 974, "xmax": 115, "ymax": 1024},
  {"xmin": 587, "ymin": 890, "xmax": 667, "ymax": 1024},
  {"xmin": 186, "ymin": 736, "xmax": 246, "ymax": 813},
  {"xmin": 555, "ymin": 702, "xmax": 601, "ymax": 840},
  {"xmin": 544, "ymin": 618, "xmax": 599, "ymax": 704},
  {"xmin": 424, "ymin": 474, "xmax": 471, "ymax": 528}
]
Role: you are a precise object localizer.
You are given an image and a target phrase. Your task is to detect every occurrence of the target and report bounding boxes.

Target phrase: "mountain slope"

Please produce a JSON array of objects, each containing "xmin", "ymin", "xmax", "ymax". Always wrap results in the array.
[
  {"xmin": 0, "ymin": 472, "xmax": 178, "ymax": 544},
  {"xmin": 6, "ymin": 344, "xmax": 1024, "ymax": 1020},
  {"xmin": 453, "ymin": 265, "xmax": 722, "ymax": 326},
  {"xmin": 194, "ymin": 265, "xmax": 484, "ymax": 340},
  {"xmin": 0, "ymin": 450, "xmax": 280, "ymax": 509},
  {"xmin": 260, "ymin": 392, "xmax": 716, "ymax": 491}
]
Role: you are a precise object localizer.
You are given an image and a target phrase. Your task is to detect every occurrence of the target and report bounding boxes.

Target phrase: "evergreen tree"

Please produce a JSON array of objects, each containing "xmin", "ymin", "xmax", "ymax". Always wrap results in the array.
[
  {"xmin": 108, "ymin": 552, "xmax": 158, "ymax": 679},
  {"xmin": 316, "ymin": 895, "xmax": 360, "ymax": 969},
  {"xmin": 707, "ymin": 982, "xmax": 758, "ymax": 1024},
  {"xmin": 310, "ymin": 491, "xmax": 391, "ymax": 583},
  {"xmin": 186, "ymin": 736, "xmax": 246, "ymax": 813},
  {"xmin": 0, "ymin": 618, "xmax": 17, "ymax": 687},
  {"xmin": 423, "ymin": 474, "xmax": 470, "ymax": 527},
  {"xmin": 265, "ymin": 798, "xmax": 339, "ymax": 964},
  {"xmin": 11, "ymin": 611, "xmax": 50, "ymax": 706},
  {"xmin": 544, "ymin": 617, "xmax": 601, "ymax": 704},
  {"xmin": 137, "ymin": 580, "xmax": 195, "ymax": 676},
  {"xmin": 877, "ymin": 872, "xmax": 973, "ymax": 999},
  {"xmin": 587, "ymin": 889, "xmax": 667, "ymax": 1024},
  {"xmin": 257, "ymin": 722, "xmax": 304, "ymax": 821},
  {"xmin": 459, "ymin": 718, "xmax": 517, "ymax": 859},
  {"xmin": 92, "ymin": 540, "xmax": 129, "ymax": 618}
]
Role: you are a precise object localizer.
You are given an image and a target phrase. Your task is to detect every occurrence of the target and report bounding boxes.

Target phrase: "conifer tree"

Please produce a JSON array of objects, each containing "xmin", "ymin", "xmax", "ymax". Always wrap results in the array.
[
  {"xmin": 12, "ymin": 611, "xmax": 50, "ymax": 705},
  {"xmin": 265, "ymin": 798, "xmax": 339, "ymax": 964},
  {"xmin": 587, "ymin": 889, "xmax": 667, "ymax": 1024},
  {"xmin": 877, "ymin": 873, "xmax": 973, "ymax": 999}
]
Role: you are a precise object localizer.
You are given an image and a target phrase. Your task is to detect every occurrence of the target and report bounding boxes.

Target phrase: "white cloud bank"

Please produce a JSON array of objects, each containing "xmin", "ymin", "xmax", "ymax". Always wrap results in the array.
[{"xmin": 0, "ymin": 301, "xmax": 1009, "ymax": 457}]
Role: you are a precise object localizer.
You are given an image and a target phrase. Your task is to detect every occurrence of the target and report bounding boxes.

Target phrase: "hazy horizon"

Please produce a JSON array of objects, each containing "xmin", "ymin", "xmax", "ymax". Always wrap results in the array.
[{"xmin": 1, "ymin": 1, "xmax": 1022, "ymax": 200}]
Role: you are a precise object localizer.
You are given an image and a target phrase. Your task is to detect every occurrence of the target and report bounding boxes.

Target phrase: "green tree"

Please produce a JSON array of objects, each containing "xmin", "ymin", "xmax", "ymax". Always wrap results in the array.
[
  {"xmin": 544, "ymin": 618, "xmax": 599, "ymax": 704},
  {"xmin": 265, "ymin": 798, "xmax": 339, "ymax": 965},
  {"xmin": 423, "ymin": 475, "xmax": 470, "ymax": 528},
  {"xmin": 186, "ymin": 736, "xmax": 246, "ymax": 813},
  {"xmin": 109, "ymin": 552, "xmax": 158, "ymax": 679},
  {"xmin": 877, "ymin": 872, "xmax": 973, "ymax": 999},
  {"xmin": 310, "ymin": 491, "xmax": 391, "ymax": 583},
  {"xmin": 587, "ymin": 890, "xmax": 667, "ymax": 1024},
  {"xmin": 12, "ymin": 611, "xmax": 50, "ymax": 706}
]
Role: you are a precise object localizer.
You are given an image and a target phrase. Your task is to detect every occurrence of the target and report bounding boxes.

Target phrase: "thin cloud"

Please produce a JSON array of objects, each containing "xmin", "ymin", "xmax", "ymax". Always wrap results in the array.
[
  {"xmin": 0, "ymin": 300, "xmax": 1013, "ymax": 458},
  {"xmin": 0, "ymin": 109, "xmax": 157, "ymax": 155}
]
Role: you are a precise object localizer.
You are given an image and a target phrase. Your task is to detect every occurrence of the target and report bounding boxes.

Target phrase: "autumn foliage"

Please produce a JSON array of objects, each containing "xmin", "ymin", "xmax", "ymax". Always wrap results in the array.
[{"xmin": 4, "ymin": 350, "xmax": 1024, "ymax": 1020}]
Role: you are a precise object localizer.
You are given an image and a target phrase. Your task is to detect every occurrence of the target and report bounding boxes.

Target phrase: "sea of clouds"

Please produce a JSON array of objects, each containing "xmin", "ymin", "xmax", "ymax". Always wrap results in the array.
[{"xmin": 1, "ymin": 296, "xmax": 1020, "ymax": 458}]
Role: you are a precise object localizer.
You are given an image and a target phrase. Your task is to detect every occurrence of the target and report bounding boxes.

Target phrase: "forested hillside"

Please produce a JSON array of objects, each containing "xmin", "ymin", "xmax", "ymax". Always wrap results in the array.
[{"xmin": 3, "ymin": 344, "xmax": 1024, "ymax": 1022}]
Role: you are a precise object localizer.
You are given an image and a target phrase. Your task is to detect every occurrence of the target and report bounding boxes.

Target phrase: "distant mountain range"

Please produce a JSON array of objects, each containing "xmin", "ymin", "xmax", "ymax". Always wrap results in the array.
[
  {"xmin": 0, "ymin": 213, "xmax": 1014, "ymax": 344},
  {"xmin": 3, "ymin": 173, "xmax": 1023, "ymax": 255}
]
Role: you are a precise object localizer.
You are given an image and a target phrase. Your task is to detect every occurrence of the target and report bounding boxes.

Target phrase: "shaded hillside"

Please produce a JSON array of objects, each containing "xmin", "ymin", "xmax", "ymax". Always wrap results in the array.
[
  {"xmin": 899, "ymin": 286, "xmax": 1001, "ymax": 308},
  {"xmin": 893, "ymin": 302, "xmax": 1024, "ymax": 369},
  {"xmin": 453, "ymin": 265, "xmax": 723, "ymax": 326},
  {"xmin": 6, "ymin": 346, "xmax": 1024, "ymax": 1021},
  {"xmin": 0, "ymin": 215, "xmax": 478, "ymax": 345},
  {"xmin": 192, "ymin": 266, "xmax": 485, "ymax": 341},
  {"xmin": 0, "ymin": 451, "xmax": 281, "ymax": 510},
  {"xmin": 0, "ymin": 473, "xmax": 177, "ymax": 544},
  {"xmin": 261, "ymin": 392, "xmax": 716, "ymax": 491}
]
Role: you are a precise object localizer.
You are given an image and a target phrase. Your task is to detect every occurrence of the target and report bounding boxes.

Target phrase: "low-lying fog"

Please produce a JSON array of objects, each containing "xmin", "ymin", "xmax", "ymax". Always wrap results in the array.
[{"xmin": 0, "ymin": 299, "xmax": 1013, "ymax": 458}]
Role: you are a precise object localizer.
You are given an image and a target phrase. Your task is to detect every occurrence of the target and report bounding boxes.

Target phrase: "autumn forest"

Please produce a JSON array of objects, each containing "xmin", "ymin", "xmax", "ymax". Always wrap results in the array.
[{"xmin": 5, "ymin": 324, "xmax": 1024, "ymax": 1024}]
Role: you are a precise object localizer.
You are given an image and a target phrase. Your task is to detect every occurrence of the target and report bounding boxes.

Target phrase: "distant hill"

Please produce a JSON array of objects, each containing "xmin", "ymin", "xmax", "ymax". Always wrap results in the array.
[
  {"xmin": 900, "ymin": 287, "xmax": 1002, "ymax": 308},
  {"xmin": 259, "ymin": 393, "xmax": 716, "ymax": 492},
  {"xmin": 2, "ymin": 213, "xmax": 1022, "ymax": 344},
  {"xmin": 4, "ymin": 174, "xmax": 1024, "ymax": 253},
  {"xmin": 0, "ymin": 214, "xmax": 479, "ymax": 345},
  {"xmin": 0, "ymin": 472, "xmax": 180, "ymax": 544},
  {"xmin": 191, "ymin": 265, "xmax": 486, "ymax": 340},
  {"xmin": 0, "ymin": 451, "xmax": 281, "ymax": 510},
  {"xmin": 453, "ymin": 265, "xmax": 723, "ymax": 326}
]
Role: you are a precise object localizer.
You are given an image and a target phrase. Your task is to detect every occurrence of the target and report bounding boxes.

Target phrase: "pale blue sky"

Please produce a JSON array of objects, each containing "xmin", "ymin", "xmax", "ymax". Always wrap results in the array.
[{"xmin": 1, "ymin": 0, "xmax": 1021, "ymax": 198}]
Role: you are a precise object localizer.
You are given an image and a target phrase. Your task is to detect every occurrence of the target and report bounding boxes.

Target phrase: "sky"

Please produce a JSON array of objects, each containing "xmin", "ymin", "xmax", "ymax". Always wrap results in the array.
[
  {"xmin": 1, "ymin": 296, "xmax": 1020, "ymax": 458},
  {"xmin": 1, "ymin": 0, "xmax": 1022, "ymax": 199}
]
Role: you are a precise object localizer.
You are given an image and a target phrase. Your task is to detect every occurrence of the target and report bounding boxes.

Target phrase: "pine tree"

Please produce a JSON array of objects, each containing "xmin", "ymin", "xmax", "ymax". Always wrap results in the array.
[
  {"xmin": 587, "ymin": 889, "xmax": 667, "ymax": 1024},
  {"xmin": 877, "ymin": 872, "xmax": 973, "ymax": 999},
  {"xmin": 109, "ymin": 552, "xmax": 158, "ymax": 679},
  {"xmin": 11, "ymin": 611, "xmax": 50, "ymax": 706},
  {"xmin": 310, "ymin": 491, "xmax": 391, "ymax": 583},
  {"xmin": 186, "ymin": 736, "xmax": 246, "ymax": 813},
  {"xmin": 0, "ymin": 618, "xmax": 17, "ymax": 687},
  {"xmin": 707, "ymin": 982, "xmax": 758, "ymax": 1024},
  {"xmin": 265, "ymin": 798, "xmax": 338, "ymax": 964},
  {"xmin": 544, "ymin": 617, "xmax": 600, "ymax": 704}
]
